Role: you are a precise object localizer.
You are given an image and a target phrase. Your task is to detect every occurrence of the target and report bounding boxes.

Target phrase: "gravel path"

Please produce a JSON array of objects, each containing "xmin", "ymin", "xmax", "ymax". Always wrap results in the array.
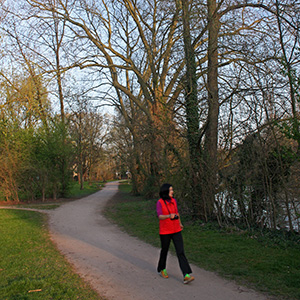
[{"xmin": 47, "ymin": 181, "xmax": 272, "ymax": 300}]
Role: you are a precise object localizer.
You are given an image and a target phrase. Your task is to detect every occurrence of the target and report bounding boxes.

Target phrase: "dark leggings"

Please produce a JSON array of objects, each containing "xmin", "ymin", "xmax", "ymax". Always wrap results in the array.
[{"xmin": 157, "ymin": 231, "xmax": 192, "ymax": 276}]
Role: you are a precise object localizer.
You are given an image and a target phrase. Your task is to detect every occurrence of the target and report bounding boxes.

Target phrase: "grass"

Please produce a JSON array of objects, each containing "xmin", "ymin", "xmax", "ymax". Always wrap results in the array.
[
  {"xmin": 0, "ymin": 182, "xmax": 105, "ymax": 299},
  {"xmin": 0, "ymin": 209, "xmax": 102, "ymax": 300},
  {"xmin": 67, "ymin": 181, "xmax": 105, "ymax": 199},
  {"xmin": 103, "ymin": 182, "xmax": 300, "ymax": 300},
  {"xmin": 0, "ymin": 181, "xmax": 104, "ymax": 211}
]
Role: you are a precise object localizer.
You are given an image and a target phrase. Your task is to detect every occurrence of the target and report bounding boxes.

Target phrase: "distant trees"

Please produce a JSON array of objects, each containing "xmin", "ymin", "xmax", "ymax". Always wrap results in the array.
[
  {"xmin": 0, "ymin": 69, "xmax": 107, "ymax": 201},
  {"xmin": 68, "ymin": 96, "xmax": 107, "ymax": 189},
  {"xmin": 0, "ymin": 0, "xmax": 112, "ymax": 201},
  {"xmin": 0, "ymin": 70, "xmax": 71, "ymax": 201}
]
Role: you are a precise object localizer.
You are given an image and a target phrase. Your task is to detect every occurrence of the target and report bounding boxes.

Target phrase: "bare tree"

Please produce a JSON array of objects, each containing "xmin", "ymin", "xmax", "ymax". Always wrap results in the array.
[
  {"xmin": 25, "ymin": 0, "xmax": 186, "ymax": 195},
  {"xmin": 68, "ymin": 96, "xmax": 105, "ymax": 190}
]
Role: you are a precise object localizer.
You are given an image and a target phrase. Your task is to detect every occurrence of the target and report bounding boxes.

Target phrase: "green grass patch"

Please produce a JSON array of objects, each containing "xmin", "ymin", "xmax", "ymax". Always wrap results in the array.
[
  {"xmin": 184, "ymin": 224, "xmax": 300, "ymax": 298},
  {"xmin": 67, "ymin": 181, "xmax": 104, "ymax": 199},
  {"xmin": 0, "ymin": 181, "xmax": 104, "ymax": 205},
  {"xmin": 103, "ymin": 182, "xmax": 300, "ymax": 300},
  {"xmin": 0, "ymin": 209, "xmax": 102, "ymax": 300},
  {"xmin": 118, "ymin": 181, "xmax": 133, "ymax": 194}
]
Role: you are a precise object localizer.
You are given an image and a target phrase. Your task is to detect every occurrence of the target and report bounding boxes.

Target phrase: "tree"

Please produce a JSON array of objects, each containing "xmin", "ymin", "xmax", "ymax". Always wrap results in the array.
[
  {"xmin": 68, "ymin": 96, "xmax": 106, "ymax": 190},
  {"xmin": 275, "ymin": 0, "xmax": 300, "ymax": 151},
  {"xmin": 17, "ymin": 0, "xmax": 187, "ymax": 196},
  {"xmin": 0, "ymin": 67, "xmax": 73, "ymax": 201}
]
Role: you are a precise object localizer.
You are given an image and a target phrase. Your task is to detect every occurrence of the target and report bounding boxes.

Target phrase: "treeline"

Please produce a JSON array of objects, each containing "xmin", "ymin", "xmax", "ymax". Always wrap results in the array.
[
  {"xmin": 1, "ymin": 1, "xmax": 299, "ymax": 231},
  {"xmin": 0, "ymin": 74, "xmax": 112, "ymax": 201}
]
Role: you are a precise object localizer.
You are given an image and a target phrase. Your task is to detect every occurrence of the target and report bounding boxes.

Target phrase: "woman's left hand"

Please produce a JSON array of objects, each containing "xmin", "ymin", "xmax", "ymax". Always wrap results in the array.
[{"xmin": 180, "ymin": 223, "xmax": 184, "ymax": 229}]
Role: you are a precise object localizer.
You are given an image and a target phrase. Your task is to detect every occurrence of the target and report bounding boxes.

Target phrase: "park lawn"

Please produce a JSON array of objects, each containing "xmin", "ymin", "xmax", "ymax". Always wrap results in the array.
[
  {"xmin": 103, "ymin": 182, "xmax": 300, "ymax": 300},
  {"xmin": 0, "ymin": 209, "xmax": 102, "ymax": 300},
  {"xmin": 67, "ymin": 181, "xmax": 105, "ymax": 198}
]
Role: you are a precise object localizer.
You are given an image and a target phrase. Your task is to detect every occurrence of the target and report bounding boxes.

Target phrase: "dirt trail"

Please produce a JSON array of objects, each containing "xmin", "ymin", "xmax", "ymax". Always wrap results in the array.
[{"xmin": 47, "ymin": 181, "xmax": 272, "ymax": 300}]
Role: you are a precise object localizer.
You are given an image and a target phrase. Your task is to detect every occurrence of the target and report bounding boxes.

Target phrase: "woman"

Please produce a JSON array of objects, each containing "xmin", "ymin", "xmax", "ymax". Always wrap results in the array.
[{"xmin": 156, "ymin": 183, "xmax": 195, "ymax": 284}]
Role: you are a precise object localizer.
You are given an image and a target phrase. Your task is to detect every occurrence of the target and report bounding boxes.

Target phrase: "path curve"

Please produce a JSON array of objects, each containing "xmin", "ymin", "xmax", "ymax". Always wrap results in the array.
[{"xmin": 48, "ymin": 181, "xmax": 272, "ymax": 300}]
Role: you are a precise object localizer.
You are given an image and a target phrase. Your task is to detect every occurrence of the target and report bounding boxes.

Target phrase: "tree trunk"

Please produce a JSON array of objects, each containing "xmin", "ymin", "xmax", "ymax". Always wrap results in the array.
[
  {"xmin": 182, "ymin": 0, "xmax": 202, "ymax": 216},
  {"xmin": 203, "ymin": 0, "xmax": 220, "ymax": 220},
  {"xmin": 182, "ymin": 0, "xmax": 199, "ymax": 159}
]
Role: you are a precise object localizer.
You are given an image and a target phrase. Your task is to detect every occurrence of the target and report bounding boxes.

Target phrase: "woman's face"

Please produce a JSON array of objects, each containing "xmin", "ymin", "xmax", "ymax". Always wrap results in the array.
[{"xmin": 169, "ymin": 186, "xmax": 174, "ymax": 198}]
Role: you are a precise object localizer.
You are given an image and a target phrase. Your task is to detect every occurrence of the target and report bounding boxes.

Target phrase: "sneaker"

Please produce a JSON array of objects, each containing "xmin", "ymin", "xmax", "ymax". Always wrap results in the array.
[
  {"xmin": 183, "ymin": 274, "xmax": 194, "ymax": 284},
  {"xmin": 159, "ymin": 269, "xmax": 169, "ymax": 279}
]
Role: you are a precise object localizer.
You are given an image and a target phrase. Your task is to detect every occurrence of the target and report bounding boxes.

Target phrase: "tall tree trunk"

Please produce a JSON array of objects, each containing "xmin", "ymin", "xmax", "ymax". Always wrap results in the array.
[
  {"xmin": 203, "ymin": 0, "xmax": 220, "ymax": 220},
  {"xmin": 182, "ymin": 0, "xmax": 199, "ymax": 159},
  {"xmin": 52, "ymin": 3, "xmax": 67, "ymax": 196},
  {"xmin": 181, "ymin": 0, "xmax": 202, "ymax": 216}
]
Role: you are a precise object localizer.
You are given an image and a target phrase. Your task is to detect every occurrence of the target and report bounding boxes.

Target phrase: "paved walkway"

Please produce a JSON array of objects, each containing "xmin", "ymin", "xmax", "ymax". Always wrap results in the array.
[{"xmin": 46, "ymin": 181, "xmax": 275, "ymax": 300}]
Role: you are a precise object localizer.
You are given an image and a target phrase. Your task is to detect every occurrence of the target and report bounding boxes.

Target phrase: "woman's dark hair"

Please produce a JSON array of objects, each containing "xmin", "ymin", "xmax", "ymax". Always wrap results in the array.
[{"xmin": 159, "ymin": 183, "xmax": 172, "ymax": 200}]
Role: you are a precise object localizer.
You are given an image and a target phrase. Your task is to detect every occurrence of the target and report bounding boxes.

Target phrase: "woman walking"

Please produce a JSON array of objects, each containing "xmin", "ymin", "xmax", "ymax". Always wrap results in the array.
[{"xmin": 156, "ymin": 183, "xmax": 195, "ymax": 284}]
